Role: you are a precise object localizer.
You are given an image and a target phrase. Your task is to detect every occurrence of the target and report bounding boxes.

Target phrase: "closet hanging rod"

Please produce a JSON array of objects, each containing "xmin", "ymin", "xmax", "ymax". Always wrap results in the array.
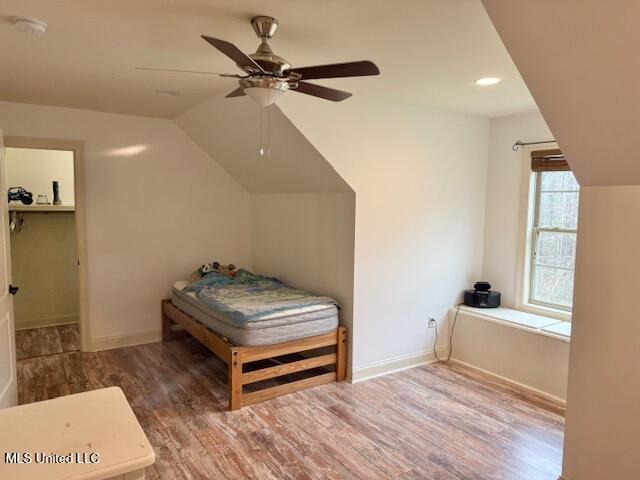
[{"xmin": 512, "ymin": 139, "xmax": 556, "ymax": 151}]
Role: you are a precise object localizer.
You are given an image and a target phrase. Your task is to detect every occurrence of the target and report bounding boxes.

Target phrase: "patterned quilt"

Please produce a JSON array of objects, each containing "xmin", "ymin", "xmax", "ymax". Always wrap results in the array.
[{"xmin": 183, "ymin": 269, "xmax": 339, "ymax": 327}]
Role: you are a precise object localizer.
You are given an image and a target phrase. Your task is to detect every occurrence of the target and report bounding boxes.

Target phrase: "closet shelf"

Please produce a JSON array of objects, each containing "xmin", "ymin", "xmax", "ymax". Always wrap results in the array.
[{"xmin": 9, "ymin": 204, "xmax": 75, "ymax": 212}]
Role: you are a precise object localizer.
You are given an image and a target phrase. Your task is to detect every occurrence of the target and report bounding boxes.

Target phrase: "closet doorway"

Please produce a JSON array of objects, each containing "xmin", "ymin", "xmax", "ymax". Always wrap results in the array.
[{"xmin": 4, "ymin": 137, "xmax": 89, "ymax": 360}]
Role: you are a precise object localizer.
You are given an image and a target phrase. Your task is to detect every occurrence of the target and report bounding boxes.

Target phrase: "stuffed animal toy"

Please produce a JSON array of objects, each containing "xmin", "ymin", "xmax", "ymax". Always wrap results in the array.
[
  {"xmin": 188, "ymin": 263, "xmax": 211, "ymax": 283},
  {"xmin": 188, "ymin": 261, "xmax": 238, "ymax": 283},
  {"xmin": 212, "ymin": 262, "xmax": 238, "ymax": 277},
  {"xmin": 199, "ymin": 263, "xmax": 214, "ymax": 275}
]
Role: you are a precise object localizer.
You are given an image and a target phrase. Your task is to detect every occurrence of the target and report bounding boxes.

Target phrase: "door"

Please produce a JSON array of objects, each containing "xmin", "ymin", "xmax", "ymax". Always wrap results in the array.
[{"xmin": 0, "ymin": 130, "xmax": 17, "ymax": 407}]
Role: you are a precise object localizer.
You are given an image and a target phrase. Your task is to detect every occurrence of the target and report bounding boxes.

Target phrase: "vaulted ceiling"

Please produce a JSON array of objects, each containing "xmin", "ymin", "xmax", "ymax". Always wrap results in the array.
[
  {"xmin": 1, "ymin": 0, "xmax": 534, "ymax": 118},
  {"xmin": 174, "ymin": 94, "xmax": 351, "ymax": 194},
  {"xmin": 482, "ymin": 0, "xmax": 640, "ymax": 186}
]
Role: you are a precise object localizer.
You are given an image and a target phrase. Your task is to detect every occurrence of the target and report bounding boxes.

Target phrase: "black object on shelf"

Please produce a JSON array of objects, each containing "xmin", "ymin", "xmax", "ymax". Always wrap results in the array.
[
  {"xmin": 7, "ymin": 187, "xmax": 33, "ymax": 205},
  {"xmin": 52, "ymin": 181, "xmax": 62, "ymax": 205},
  {"xmin": 464, "ymin": 281, "xmax": 501, "ymax": 308}
]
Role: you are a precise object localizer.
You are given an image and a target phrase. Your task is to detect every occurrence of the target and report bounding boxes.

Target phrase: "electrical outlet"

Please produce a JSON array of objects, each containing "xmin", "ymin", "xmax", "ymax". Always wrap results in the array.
[{"xmin": 428, "ymin": 316, "xmax": 437, "ymax": 329}]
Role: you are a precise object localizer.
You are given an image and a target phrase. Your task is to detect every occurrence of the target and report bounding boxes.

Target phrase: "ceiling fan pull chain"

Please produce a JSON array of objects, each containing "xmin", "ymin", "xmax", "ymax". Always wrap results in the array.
[
  {"xmin": 267, "ymin": 89, "xmax": 271, "ymax": 155},
  {"xmin": 258, "ymin": 102, "xmax": 264, "ymax": 156}
]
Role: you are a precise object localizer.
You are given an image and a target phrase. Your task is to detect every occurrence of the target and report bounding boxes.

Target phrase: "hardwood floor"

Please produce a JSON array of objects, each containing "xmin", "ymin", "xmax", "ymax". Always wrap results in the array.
[
  {"xmin": 15, "ymin": 323, "xmax": 80, "ymax": 360},
  {"xmin": 17, "ymin": 336, "xmax": 564, "ymax": 480}
]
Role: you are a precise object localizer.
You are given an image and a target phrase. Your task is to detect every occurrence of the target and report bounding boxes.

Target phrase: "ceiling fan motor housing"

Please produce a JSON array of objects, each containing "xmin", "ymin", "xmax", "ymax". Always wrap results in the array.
[
  {"xmin": 251, "ymin": 16, "xmax": 278, "ymax": 39},
  {"xmin": 249, "ymin": 48, "xmax": 291, "ymax": 76},
  {"xmin": 248, "ymin": 16, "xmax": 291, "ymax": 76}
]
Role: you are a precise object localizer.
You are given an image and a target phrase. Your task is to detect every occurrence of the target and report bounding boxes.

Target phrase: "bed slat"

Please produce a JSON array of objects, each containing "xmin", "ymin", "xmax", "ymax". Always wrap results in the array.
[
  {"xmin": 162, "ymin": 299, "xmax": 347, "ymax": 410},
  {"xmin": 162, "ymin": 300, "xmax": 232, "ymax": 363},
  {"xmin": 241, "ymin": 372, "xmax": 337, "ymax": 407},
  {"xmin": 239, "ymin": 330, "xmax": 338, "ymax": 363},
  {"xmin": 242, "ymin": 353, "xmax": 336, "ymax": 385}
]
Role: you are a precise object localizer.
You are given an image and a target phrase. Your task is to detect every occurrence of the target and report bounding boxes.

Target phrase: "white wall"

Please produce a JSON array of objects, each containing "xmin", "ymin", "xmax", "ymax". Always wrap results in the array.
[
  {"xmin": 6, "ymin": 148, "xmax": 75, "ymax": 205},
  {"xmin": 451, "ymin": 309, "xmax": 569, "ymax": 400},
  {"xmin": 483, "ymin": 111, "xmax": 552, "ymax": 307},
  {"xmin": 562, "ymin": 186, "xmax": 640, "ymax": 479},
  {"xmin": 279, "ymin": 95, "xmax": 489, "ymax": 373},
  {"xmin": 252, "ymin": 193, "xmax": 355, "ymax": 366},
  {"xmin": 449, "ymin": 111, "xmax": 568, "ymax": 400},
  {"xmin": 0, "ymin": 101, "xmax": 252, "ymax": 346},
  {"xmin": 174, "ymin": 96, "xmax": 351, "ymax": 194}
]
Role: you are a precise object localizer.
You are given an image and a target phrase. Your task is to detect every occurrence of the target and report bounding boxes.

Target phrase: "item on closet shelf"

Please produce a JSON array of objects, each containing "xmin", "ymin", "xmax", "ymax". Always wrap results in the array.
[
  {"xmin": 7, "ymin": 187, "xmax": 33, "ymax": 205},
  {"xmin": 464, "ymin": 281, "xmax": 501, "ymax": 308},
  {"xmin": 9, "ymin": 211, "xmax": 24, "ymax": 233},
  {"xmin": 52, "ymin": 180, "xmax": 62, "ymax": 205},
  {"xmin": 36, "ymin": 194, "xmax": 51, "ymax": 205}
]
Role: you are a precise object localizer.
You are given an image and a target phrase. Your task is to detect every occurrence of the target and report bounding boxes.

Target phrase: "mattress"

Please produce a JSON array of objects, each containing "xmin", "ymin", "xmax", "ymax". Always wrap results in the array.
[{"xmin": 171, "ymin": 281, "xmax": 339, "ymax": 346}]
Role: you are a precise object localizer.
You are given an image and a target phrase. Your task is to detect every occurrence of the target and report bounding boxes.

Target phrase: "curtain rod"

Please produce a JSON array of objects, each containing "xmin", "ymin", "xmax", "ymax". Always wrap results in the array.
[{"xmin": 512, "ymin": 139, "xmax": 556, "ymax": 151}]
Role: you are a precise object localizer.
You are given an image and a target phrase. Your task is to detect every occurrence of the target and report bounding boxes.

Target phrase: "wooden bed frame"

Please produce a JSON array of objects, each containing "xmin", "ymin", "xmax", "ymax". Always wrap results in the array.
[{"xmin": 161, "ymin": 299, "xmax": 347, "ymax": 410}]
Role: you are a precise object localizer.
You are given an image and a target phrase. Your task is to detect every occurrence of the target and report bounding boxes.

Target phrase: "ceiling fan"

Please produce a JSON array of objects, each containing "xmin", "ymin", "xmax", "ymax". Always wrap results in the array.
[{"xmin": 139, "ymin": 16, "xmax": 380, "ymax": 106}]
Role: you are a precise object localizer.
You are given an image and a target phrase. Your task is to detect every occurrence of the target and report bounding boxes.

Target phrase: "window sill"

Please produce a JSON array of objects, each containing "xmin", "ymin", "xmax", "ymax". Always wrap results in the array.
[
  {"xmin": 454, "ymin": 305, "xmax": 571, "ymax": 343},
  {"xmin": 517, "ymin": 302, "xmax": 571, "ymax": 322}
]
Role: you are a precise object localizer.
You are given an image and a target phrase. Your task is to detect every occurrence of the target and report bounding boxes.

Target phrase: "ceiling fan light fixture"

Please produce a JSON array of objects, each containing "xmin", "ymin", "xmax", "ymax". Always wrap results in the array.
[
  {"xmin": 244, "ymin": 87, "xmax": 285, "ymax": 106},
  {"xmin": 239, "ymin": 77, "xmax": 289, "ymax": 106}
]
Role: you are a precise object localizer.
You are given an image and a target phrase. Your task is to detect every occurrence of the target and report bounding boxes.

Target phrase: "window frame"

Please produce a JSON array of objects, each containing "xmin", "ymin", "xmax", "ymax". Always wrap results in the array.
[
  {"xmin": 528, "ymin": 171, "xmax": 578, "ymax": 312},
  {"xmin": 515, "ymin": 144, "xmax": 573, "ymax": 322}
]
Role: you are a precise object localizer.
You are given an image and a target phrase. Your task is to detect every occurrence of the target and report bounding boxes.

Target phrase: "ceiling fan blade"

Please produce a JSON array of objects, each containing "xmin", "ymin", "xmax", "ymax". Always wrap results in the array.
[
  {"xmin": 136, "ymin": 67, "xmax": 240, "ymax": 77},
  {"xmin": 291, "ymin": 81, "xmax": 352, "ymax": 102},
  {"xmin": 286, "ymin": 60, "xmax": 380, "ymax": 80},
  {"xmin": 225, "ymin": 87, "xmax": 245, "ymax": 98},
  {"xmin": 201, "ymin": 36, "xmax": 264, "ymax": 73}
]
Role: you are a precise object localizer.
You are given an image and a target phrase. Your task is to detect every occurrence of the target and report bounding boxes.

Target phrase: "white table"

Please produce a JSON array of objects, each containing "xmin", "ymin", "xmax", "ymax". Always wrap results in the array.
[{"xmin": 0, "ymin": 387, "xmax": 155, "ymax": 480}]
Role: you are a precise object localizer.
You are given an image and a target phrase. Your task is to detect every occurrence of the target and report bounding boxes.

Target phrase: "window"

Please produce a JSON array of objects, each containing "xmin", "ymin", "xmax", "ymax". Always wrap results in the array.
[
  {"xmin": 530, "ymin": 170, "xmax": 579, "ymax": 310},
  {"xmin": 519, "ymin": 148, "xmax": 579, "ymax": 316}
]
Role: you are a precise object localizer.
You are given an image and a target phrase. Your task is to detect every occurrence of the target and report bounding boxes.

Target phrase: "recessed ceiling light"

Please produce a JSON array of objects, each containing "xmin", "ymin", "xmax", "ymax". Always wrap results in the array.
[
  {"xmin": 155, "ymin": 90, "xmax": 180, "ymax": 97},
  {"xmin": 106, "ymin": 145, "xmax": 149, "ymax": 157},
  {"xmin": 475, "ymin": 77, "xmax": 501, "ymax": 86},
  {"xmin": 13, "ymin": 17, "xmax": 47, "ymax": 36}
]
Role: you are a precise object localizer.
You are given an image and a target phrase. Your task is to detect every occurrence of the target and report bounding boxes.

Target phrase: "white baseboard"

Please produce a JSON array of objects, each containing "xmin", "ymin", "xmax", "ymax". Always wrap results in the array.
[
  {"xmin": 15, "ymin": 314, "xmax": 79, "ymax": 331},
  {"xmin": 91, "ymin": 329, "xmax": 161, "ymax": 352},
  {"xmin": 351, "ymin": 346, "xmax": 449, "ymax": 383},
  {"xmin": 449, "ymin": 357, "xmax": 566, "ymax": 406}
]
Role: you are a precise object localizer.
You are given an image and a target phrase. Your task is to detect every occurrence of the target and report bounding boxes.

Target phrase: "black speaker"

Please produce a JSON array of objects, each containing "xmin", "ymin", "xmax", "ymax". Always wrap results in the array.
[{"xmin": 464, "ymin": 281, "xmax": 500, "ymax": 308}]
